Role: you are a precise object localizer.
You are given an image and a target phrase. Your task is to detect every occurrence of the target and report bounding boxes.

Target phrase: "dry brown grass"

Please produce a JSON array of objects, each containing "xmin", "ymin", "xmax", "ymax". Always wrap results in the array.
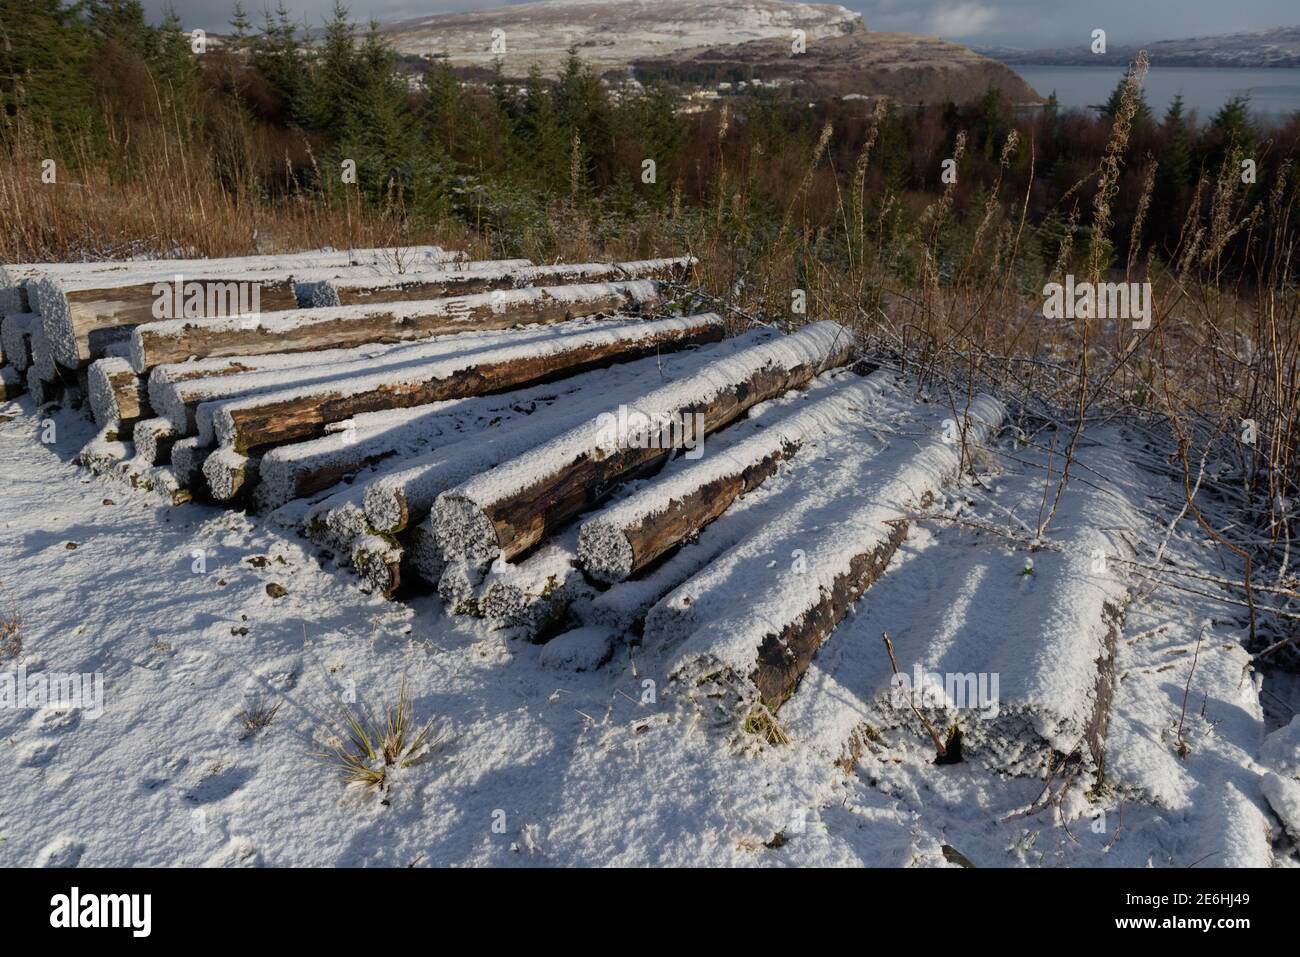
[
  {"xmin": 0, "ymin": 107, "xmax": 483, "ymax": 265},
  {"xmin": 315, "ymin": 679, "xmax": 437, "ymax": 791}
]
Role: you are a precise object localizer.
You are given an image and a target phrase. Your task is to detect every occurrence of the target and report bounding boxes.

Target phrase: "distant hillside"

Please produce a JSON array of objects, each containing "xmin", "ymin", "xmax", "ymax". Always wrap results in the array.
[
  {"xmin": 380, "ymin": 0, "xmax": 864, "ymax": 75},
  {"xmin": 981, "ymin": 25, "xmax": 1300, "ymax": 68},
  {"xmin": 637, "ymin": 31, "xmax": 1044, "ymax": 105}
]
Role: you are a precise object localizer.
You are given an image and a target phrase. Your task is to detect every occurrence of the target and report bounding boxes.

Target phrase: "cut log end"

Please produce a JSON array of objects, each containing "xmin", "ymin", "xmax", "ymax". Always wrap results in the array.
[
  {"xmin": 437, "ymin": 560, "xmax": 485, "ymax": 615},
  {"xmin": 0, "ymin": 366, "xmax": 23, "ymax": 400},
  {"xmin": 431, "ymin": 494, "xmax": 501, "ymax": 568},
  {"xmin": 363, "ymin": 485, "xmax": 409, "ymax": 535},
  {"xmin": 203, "ymin": 448, "xmax": 256, "ymax": 502},
  {"xmin": 353, "ymin": 535, "xmax": 402, "ymax": 599},
  {"xmin": 407, "ymin": 524, "xmax": 446, "ymax": 586},
  {"xmin": 132, "ymin": 418, "xmax": 178, "ymax": 466},
  {"xmin": 575, "ymin": 520, "xmax": 636, "ymax": 584}
]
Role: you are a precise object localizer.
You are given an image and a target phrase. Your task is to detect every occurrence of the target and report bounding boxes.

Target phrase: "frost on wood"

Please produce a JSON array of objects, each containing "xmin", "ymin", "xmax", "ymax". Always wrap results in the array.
[
  {"xmin": 169, "ymin": 437, "xmax": 210, "ymax": 493},
  {"xmin": 296, "ymin": 256, "xmax": 690, "ymax": 307},
  {"xmin": 202, "ymin": 313, "xmax": 726, "ymax": 453},
  {"xmin": 203, "ymin": 448, "xmax": 256, "ymax": 502},
  {"xmin": 79, "ymin": 425, "xmax": 131, "ymax": 473},
  {"xmin": 431, "ymin": 320, "xmax": 857, "ymax": 567},
  {"xmin": 0, "ymin": 366, "xmax": 24, "ymax": 400},
  {"xmin": 129, "ymin": 278, "xmax": 668, "ymax": 373},
  {"xmin": 352, "ymin": 535, "xmax": 404, "ymax": 598},
  {"xmin": 577, "ymin": 375, "xmax": 885, "ymax": 583},
  {"xmin": 479, "ymin": 541, "xmax": 590, "ymax": 638},
  {"xmin": 1, "ymin": 313, "xmax": 37, "ymax": 372},
  {"xmin": 437, "ymin": 560, "xmax": 486, "ymax": 615},
  {"xmin": 654, "ymin": 395, "xmax": 1006, "ymax": 712},
  {"xmin": 88, "ymin": 357, "xmax": 148, "ymax": 426},
  {"xmin": 131, "ymin": 418, "xmax": 179, "ymax": 467}
]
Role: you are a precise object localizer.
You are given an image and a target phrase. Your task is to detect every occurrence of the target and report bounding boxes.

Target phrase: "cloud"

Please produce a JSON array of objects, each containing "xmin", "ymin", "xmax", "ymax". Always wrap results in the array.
[{"xmin": 929, "ymin": 2, "xmax": 999, "ymax": 38}]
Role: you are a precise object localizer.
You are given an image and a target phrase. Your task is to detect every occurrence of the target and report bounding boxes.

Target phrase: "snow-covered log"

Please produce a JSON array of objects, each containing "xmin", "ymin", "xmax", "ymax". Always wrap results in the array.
[
  {"xmin": 131, "ymin": 418, "xmax": 179, "ymax": 466},
  {"xmin": 297, "ymin": 257, "xmax": 691, "ymax": 307},
  {"xmin": 1, "ymin": 313, "xmax": 37, "ymax": 372},
  {"xmin": 577, "ymin": 376, "xmax": 885, "ymax": 583},
  {"xmin": 128, "ymin": 279, "xmax": 667, "ymax": 373},
  {"xmin": 430, "ymin": 320, "xmax": 858, "ymax": 567},
  {"xmin": 34, "ymin": 277, "xmax": 299, "ymax": 373},
  {"xmin": 200, "ymin": 313, "xmax": 726, "ymax": 454},
  {"xmin": 169, "ymin": 437, "xmax": 211, "ymax": 494},
  {"xmin": 253, "ymin": 412, "xmax": 443, "ymax": 512},
  {"xmin": 32, "ymin": 252, "xmax": 493, "ymax": 373},
  {"xmin": 478, "ymin": 544, "xmax": 590, "ymax": 638},
  {"xmin": 352, "ymin": 535, "xmax": 404, "ymax": 598},
  {"xmin": 361, "ymin": 406, "xmax": 598, "ymax": 536},
  {"xmin": 150, "ymin": 319, "xmax": 594, "ymax": 436},
  {"xmin": 88, "ymin": 357, "xmax": 149, "ymax": 426},
  {"xmin": 203, "ymin": 448, "xmax": 257, "ymax": 502},
  {"xmin": 780, "ymin": 443, "xmax": 1140, "ymax": 777},
  {"xmin": 147, "ymin": 344, "xmax": 415, "ymax": 433},
  {"xmin": 652, "ymin": 395, "xmax": 1006, "ymax": 711},
  {"xmin": 78, "ymin": 425, "xmax": 132, "ymax": 473},
  {"xmin": 25, "ymin": 320, "xmax": 65, "ymax": 405},
  {"xmin": 1, "ymin": 245, "xmax": 458, "ymax": 315}
]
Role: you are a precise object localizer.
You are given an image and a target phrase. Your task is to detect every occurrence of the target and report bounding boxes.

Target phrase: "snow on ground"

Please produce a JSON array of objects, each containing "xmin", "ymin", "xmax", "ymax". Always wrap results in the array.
[{"xmin": 0, "ymin": 384, "xmax": 1295, "ymax": 866}]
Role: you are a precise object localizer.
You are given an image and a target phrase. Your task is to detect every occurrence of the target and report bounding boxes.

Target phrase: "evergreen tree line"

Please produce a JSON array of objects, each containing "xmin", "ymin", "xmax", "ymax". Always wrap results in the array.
[{"xmin": 2, "ymin": 0, "xmax": 1297, "ymax": 276}]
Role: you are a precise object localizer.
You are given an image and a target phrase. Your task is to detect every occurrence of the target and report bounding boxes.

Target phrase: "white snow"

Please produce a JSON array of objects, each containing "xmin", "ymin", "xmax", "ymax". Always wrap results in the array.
[
  {"xmin": 1, "ymin": 313, "xmax": 38, "ymax": 372},
  {"xmin": 431, "ymin": 320, "xmax": 855, "ymax": 566},
  {"xmin": 0, "ymin": 347, "xmax": 1286, "ymax": 867},
  {"xmin": 297, "ymin": 257, "xmax": 689, "ymax": 306},
  {"xmin": 577, "ymin": 374, "xmax": 888, "ymax": 581},
  {"xmin": 651, "ymin": 394, "xmax": 1005, "ymax": 687},
  {"xmin": 200, "ymin": 313, "xmax": 722, "ymax": 449},
  {"xmin": 129, "ymin": 279, "xmax": 666, "ymax": 373}
]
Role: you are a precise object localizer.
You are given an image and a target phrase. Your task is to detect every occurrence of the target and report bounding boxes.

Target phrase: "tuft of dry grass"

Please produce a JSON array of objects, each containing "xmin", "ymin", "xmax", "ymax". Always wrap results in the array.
[
  {"xmin": 316, "ymin": 678, "xmax": 437, "ymax": 791},
  {"xmin": 741, "ymin": 702, "xmax": 790, "ymax": 746},
  {"xmin": 238, "ymin": 694, "xmax": 282, "ymax": 737}
]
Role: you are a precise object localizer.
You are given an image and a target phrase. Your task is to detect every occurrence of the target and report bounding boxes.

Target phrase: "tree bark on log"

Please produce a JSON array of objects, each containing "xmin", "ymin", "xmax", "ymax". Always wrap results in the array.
[
  {"xmin": 656, "ymin": 396, "xmax": 1007, "ymax": 712},
  {"xmin": 88, "ymin": 357, "xmax": 150, "ymax": 426},
  {"xmin": 576, "ymin": 377, "xmax": 884, "ymax": 582},
  {"xmin": 38, "ymin": 280, "xmax": 300, "ymax": 371},
  {"xmin": 298, "ymin": 257, "xmax": 691, "ymax": 307},
  {"xmin": 580, "ymin": 445, "xmax": 794, "ymax": 583},
  {"xmin": 129, "ymin": 280, "xmax": 666, "ymax": 373},
  {"xmin": 432, "ymin": 321, "xmax": 858, "ymax": 567},
  {"xmin": 207, "ymin": 313, "xmax": 726, "ymax": 454}
]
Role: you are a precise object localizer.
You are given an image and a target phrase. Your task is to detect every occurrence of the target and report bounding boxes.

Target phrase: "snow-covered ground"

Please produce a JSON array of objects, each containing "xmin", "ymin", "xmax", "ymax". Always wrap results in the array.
[{"xmin": 0, "ymin": 382, "xmax": 1296, "ymax": 867}]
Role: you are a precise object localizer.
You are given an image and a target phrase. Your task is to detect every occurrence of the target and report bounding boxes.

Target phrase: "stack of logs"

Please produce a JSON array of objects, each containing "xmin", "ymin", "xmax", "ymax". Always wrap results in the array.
[{"xmin": 6, "ymin": 245, "xmax": 980, "ymax": 717}]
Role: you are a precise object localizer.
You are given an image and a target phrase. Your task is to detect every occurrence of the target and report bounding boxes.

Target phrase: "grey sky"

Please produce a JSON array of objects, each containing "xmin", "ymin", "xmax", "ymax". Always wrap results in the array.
[{"xmin": 144, "ymin": 0, "xmax": 1299, "ymax": 49}]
